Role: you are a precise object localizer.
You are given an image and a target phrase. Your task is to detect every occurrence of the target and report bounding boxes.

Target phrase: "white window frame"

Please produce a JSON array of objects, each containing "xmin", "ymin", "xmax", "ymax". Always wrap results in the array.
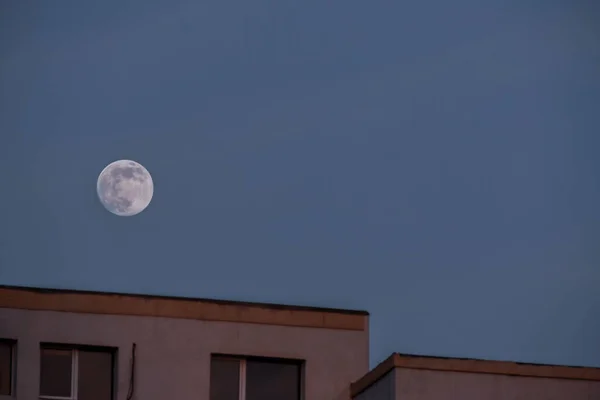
[
  {"xmin": 213, "ymin": 356, "xmax": 303, "ymax": 400},
  {"xmin": 39, "ymin": 349, "xmax": 79, "ymax": 400},
  {"xmin": 0, "ymin": 340, "xmax": 16, "ymax": 398},
  {"xmin": 238, "ymin": 359, "xmax": 247, "ymax": 400}
]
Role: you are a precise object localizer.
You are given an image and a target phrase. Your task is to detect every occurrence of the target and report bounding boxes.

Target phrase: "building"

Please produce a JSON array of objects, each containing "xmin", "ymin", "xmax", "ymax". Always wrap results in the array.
[
  {"xmin": 0, "ymin": 285, "xmax": 368, "ymax": 400},
  {"xmin": 351, "ymin": 353, "xmax": 600, "ymax": 400},
  {"xmin": 0, "ymin": 285, "xmax": 599, "ymax": 400}
]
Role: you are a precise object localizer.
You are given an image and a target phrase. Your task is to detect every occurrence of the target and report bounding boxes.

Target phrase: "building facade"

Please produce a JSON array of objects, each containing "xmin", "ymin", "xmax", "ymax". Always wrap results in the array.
[
  {"xmin": 1, "ymin": 285, "xmax": 599, "ymax": 400},
  {"xmin": 351, "ymin": 353, "xmax": 600, "ymax": 400},
  {"xmin": 0, "ymin": 286, "xmax": 368, "ymax": 400}
]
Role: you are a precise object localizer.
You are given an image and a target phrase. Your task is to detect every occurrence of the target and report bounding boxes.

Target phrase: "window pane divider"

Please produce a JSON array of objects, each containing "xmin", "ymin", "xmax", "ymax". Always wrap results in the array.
[
  {"xmin": 72, "ymin": 350, "xmax": 79, "ymax": 400},
  {"xmin": 239, "ymin": 359, "xmax": 246, "ymax": 400}
]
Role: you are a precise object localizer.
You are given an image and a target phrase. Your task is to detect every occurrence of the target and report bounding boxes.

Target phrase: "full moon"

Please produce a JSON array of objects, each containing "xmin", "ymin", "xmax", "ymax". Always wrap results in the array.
[{"xmin": 97, "ymin": 160, "xmax": 154, "ymax": 216}]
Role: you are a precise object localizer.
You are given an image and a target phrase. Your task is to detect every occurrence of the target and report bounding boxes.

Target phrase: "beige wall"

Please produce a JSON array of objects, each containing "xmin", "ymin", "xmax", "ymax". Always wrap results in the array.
[
  {"xmin": 394, "ymin": 368, "xmax": 600, "ymax": 400},
  {"xmin": 351, "ymin": 354, "xmax": 600, "ymax": 400},
  {"xmin": 0, "ymin": 308, "xmax": 368, "ymax": 400},
  {"xmin": 353, "ymin": 370, "xmax": 394, "ymax": 400}
]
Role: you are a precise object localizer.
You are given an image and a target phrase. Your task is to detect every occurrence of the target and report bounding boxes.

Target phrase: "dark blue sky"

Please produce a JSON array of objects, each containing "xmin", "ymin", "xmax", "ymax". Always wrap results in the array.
[{"xmin": 1, "ymin": 1, "xmax": 599, "ymax": 367}]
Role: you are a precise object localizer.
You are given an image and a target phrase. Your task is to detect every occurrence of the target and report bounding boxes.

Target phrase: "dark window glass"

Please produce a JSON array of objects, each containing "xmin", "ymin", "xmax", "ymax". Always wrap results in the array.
[
  {"xmin": 79, "ymin": 350, "xmax": 114, "ymax": 400},
  {"xmin": 40, "ymin": 348, "xmax": 73, "ymax": 397},
  {"xmin": 0, "ymin": 342, "xmax": 12, "ymax": 395},
  {"xmin": 246, "ymin": 359, "xmax": 301, "ymax": 400},
  {"xmin": 210, "ymin": 357, "xmax": 240, "ymax": 400}
]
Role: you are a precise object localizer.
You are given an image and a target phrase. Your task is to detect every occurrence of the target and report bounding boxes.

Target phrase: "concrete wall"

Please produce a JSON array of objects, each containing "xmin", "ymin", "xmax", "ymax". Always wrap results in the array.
[
  {"xmin": 394, "ymin": 368, "xmax": 600, "ymax": 399},
  {"xmin": 351, "ymin": 354, "xmax": 600, "ymax": 400},
  {"xmin": 353, "ymin": 370, "xmax": 395, "ymax": 400},
  {"xmin": 0, "ymin": 307, "xmax": 368, "ymax": 400}
]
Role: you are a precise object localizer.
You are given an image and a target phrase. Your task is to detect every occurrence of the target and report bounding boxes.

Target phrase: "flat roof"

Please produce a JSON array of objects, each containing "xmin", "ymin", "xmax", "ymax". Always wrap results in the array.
[
  {"xmin": 0, "ymin": 285, "xmax": 368, "ymax": 331},
  {"xmin": 351, "ymin": 353, "xmax": 600, "ymax": 396}
]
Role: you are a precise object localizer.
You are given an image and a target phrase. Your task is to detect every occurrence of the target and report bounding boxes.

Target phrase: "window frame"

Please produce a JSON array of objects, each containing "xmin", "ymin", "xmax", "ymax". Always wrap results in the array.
[
  {"xmin": 39, "ymin": 343, "xmax": 116, "ymax": 400},
  {"xmin": 0, "ymin": 339, "xmax": 16, "ymax": 398},
  {"xmin": 210, "ymin": 354, "xmax": 304, "ymax": 400}
]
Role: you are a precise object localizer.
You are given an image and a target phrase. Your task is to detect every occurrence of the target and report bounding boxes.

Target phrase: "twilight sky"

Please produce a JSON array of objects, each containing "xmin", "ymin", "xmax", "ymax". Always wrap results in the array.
[{"xmin": 1, "ymin": 1, "xmax": 599, "ymax": 367}]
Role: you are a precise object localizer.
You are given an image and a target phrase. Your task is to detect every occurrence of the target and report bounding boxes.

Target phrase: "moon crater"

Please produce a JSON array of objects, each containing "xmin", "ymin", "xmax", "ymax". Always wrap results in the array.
[{"xmin": 97, "ymin": 160, "xmax": 153, "ymax": 216}]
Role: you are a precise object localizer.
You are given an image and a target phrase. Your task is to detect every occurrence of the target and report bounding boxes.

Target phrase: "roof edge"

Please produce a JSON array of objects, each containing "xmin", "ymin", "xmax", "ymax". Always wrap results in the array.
[
  {"xmin": 0, "ymin": 285, "xmax": 369, "ymax": 331},
  {"xmin": 0, "ymin": 285, "xmax": 369, "ymax": 315},
  {"xmin": 350, "ymin": 353, "xmax": 397, "ymax": 396},
  {"xmin": 351, "ymin": 353, "xmax": 600, "ymax": 396}
]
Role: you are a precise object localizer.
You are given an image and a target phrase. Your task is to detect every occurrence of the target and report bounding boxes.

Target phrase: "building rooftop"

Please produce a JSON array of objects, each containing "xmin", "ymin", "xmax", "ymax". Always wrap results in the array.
[
  {"xmin": 351, "ymin": 352, "xmax": 600, "ymax": 396},
  {"xmin": 0, "ymin": 285, "xmax": 368, "ymax": 331}
]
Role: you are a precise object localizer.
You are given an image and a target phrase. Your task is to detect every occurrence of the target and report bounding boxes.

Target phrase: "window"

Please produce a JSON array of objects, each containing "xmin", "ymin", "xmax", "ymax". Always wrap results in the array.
[
  {"xmin": 39, "ymin": 345, "xmax": 114, "ymax": 400},
  {"xmin": 0, "ymin": 340, "xmax": 15, "ymax": 396},
  {"xmin": 210, "ymin": 355, "xmax": 302, "ymax": 400}
]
